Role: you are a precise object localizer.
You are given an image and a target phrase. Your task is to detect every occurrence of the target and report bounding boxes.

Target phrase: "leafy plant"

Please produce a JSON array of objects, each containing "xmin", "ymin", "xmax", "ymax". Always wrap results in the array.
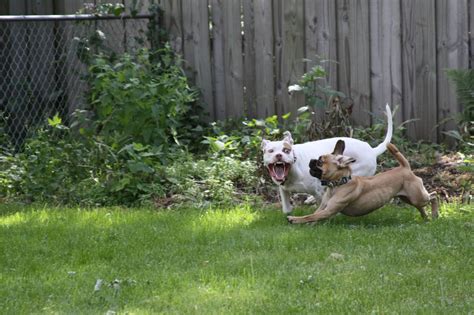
[
  {"xmin": 446, "ymin": 69, "xmax": 474, "ymax": 149},
  {"xmin": 81, "ymin": 46, "xmax": 200, "ymax": 152}
]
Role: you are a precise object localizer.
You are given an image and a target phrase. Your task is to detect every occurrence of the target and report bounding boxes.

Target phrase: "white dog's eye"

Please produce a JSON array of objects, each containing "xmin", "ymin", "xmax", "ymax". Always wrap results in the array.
[
  {"xmin": 283, "ymin": 148, "xmax": 291, "ymax": 154},
  {"xmin": 268, "ymin": 149, "xmax": 274, "ymax": 153}
]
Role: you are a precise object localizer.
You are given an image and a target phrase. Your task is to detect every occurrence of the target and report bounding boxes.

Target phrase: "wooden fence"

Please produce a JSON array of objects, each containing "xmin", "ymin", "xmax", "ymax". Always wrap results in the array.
[
  {"xmin": 159, "ymin": 0, "xmax": 473, "ymax": 142},
  {"xmin": 2, "ymin": 0, "xmax": 472, "ymax": 142}
]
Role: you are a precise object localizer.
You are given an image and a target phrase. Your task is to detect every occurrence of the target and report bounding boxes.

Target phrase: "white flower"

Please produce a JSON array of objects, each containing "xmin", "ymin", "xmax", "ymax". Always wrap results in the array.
[{"xmin": 288, "ymin": 84, "xmax": 303, "ymax": 93}]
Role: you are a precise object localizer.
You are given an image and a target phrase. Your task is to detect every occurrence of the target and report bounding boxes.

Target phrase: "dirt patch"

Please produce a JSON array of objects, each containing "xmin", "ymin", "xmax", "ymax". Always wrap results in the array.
[{"xmin": 412, "ymin": 153, "xmax": 472, "ymax": 203}]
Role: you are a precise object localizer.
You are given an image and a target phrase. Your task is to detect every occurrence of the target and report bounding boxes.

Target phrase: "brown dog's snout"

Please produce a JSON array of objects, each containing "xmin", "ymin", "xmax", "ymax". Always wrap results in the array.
[{"xmin": 309, "ymin": 159, "xmax": 323, "ymax": 179}]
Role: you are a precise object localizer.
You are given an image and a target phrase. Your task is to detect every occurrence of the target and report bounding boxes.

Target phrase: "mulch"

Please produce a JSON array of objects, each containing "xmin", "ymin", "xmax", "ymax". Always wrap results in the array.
[{"xmin": 412, "ymin": 153, "xmax": 472, "ymax": 203}]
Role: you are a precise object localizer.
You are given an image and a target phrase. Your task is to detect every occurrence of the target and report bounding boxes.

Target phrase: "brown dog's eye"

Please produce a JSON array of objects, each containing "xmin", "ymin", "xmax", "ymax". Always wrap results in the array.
[{"xmin": 317, "ymin": 157, "xmax": 323, "ymax": 167}]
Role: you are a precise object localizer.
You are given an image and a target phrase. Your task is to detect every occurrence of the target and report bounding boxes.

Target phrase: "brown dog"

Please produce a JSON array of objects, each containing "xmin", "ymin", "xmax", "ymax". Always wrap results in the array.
[{"xmin": 287, "ymin": 140, "xmax": 438, "ymax": 224}]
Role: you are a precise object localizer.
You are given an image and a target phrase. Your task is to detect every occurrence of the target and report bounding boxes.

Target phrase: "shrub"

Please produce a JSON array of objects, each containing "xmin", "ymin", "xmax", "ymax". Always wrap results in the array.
[
  {"xmin": 81, "ymin": 46, "xmax": 201, "ymax": 151},
  {"xmin": 446, "ymin": 69, "xmax": 474, "ymax": 149}
]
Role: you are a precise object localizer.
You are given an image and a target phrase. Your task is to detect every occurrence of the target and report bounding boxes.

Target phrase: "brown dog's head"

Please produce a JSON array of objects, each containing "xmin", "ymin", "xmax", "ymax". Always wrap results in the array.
[{"xmin": 309, "ymin": 140, "xmax": 356, "ymax": 181}]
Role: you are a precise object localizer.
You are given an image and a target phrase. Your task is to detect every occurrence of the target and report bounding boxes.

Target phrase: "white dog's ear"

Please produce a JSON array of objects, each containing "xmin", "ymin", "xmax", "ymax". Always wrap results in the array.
[
  {"xmin": 336, "ymin": 156, "xmax": 356, "ymax": 168},
  {"xmin": 261, "ymin": 139, "xmax": 270, "ymax": 151},
  {"xmin": 282, "ymin": 131, "xmax": 294, "ymax": 145}
]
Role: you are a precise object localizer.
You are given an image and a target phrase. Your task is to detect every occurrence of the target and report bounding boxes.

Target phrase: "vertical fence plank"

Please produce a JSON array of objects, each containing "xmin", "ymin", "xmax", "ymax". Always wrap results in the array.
[
  {"xmin": 336, "ymin": 0, "xmax": 371, "ymax": 126},
  {"xmin": 276, "ymin": 0, "xmax": 305, "ymax": 117},
  {"xmin": 54, "ymin": 0, "xmax": 84, "ymax": 14},
  {"xmin": 253, "ymin": 0, "xmax": 275, "ymax": 118},
  {"xmin": 436, "ymin": 0, "xmax": 469, "ymax": 142},
  {"xmin": 160, "ymin": 0, "xmax": 183, "ymax": 56},
  {"xmin": 27, "ymin": 0, "xmax": 53, "ymax": 14},
  {"xmin": 243, "ymin": 0, "xmax": 256, "ymax": 118},
  {"xmin": 181, "ymin": 0, "xmax": 214, "ymax": 120},
  {"xmin": 223, "ymin": 0, "xmax": 244, "ymax": 118},
  {"xmin": 156, "ymin": 0, "xmax": 471, "ymax": 142},
  {"xmin": 211, "ymin": 0, "xmax": 226, "ymax": 120},
  {"xmin": 401, "ymin": 0, "xmax": 437, "ymax": 141},
  {"xmin": 273, "ymin": 0, "xmax": 283, "ymax": 116},
  {"xmin": 304, "ymin": 0, "xmax": 337, "ymax": 121},
  {"xmin": 192, "ymin": 0, "xmax": 214, "ymax": 120},
  {"xmin": 181, "ymin": 0, "xmax": 195, "ymax": 75},
  {"xmin": 0, "ymin": 2, "xmax": 8, "ymax": 14},
  {"xmin": 369, "ymin": 0, "xmax": 403, "ymax": 124},
  {"xmin": 470, "ymin": 0, "xmax": 474, "ymax": 68}
]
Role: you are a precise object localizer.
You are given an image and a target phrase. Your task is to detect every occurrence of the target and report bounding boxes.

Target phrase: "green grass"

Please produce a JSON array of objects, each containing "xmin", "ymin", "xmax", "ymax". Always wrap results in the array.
[{"xmin": 1, "ymin": 202, "xmax": 473, "ymax": 314}]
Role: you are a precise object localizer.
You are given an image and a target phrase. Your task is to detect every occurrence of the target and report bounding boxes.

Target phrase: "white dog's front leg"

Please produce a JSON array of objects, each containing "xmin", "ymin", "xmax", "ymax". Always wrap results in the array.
[{"xmin": 279, "ymin": 187, "xmax": 293, "ymax": 214}]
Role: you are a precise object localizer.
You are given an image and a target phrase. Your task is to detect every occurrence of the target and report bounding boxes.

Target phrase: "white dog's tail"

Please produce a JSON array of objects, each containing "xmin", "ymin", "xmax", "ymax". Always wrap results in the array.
[{"xmin": 372, "ymin": 104, "xmax": 393, "ymax": 156}]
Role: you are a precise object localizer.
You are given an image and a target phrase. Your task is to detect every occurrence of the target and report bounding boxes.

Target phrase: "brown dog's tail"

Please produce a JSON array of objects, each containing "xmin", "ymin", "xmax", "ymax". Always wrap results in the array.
[{"xmin": 387, "ymin": 143, "xmax": 411, "ymax": 169}]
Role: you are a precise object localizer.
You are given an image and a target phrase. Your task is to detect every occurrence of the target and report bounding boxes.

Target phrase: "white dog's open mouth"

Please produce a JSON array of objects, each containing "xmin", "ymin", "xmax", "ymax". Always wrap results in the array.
[{"xmin": 267, "ymin": 162, "xmax": 291, "ymax": 182}]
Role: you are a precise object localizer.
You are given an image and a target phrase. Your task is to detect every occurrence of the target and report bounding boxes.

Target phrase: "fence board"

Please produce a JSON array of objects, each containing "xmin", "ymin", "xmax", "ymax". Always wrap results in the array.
[
  {"xmin": 181, "ymin": 0, "xmax": 214, "ymax": 120},
  {"xmin": 470, "ymin": 0, "xmax": 474, "ymax": 68},
  {"xmin": 401, "ymin": 0, "xmax": 438, "ymax": 141},
  {"xmin": 181, "ymin": 0, "xmax": 195, "ymax": 76},
  {"xmin": 436, "ymin": 0, "xmax": 469, "ymax": 142},
  {"xmin": 243, "ymin": 0, "xmax": 256, "ymax": 118},
  {"xmin": 369, "ymin": 0, "xmax": 403, "ymax": 124},
  {"xmin": 160, "ymin": 0, "xmax": 183, "ymax": 55},
  {"xmin": 277, "ymin": 0, "xmax": 305, "ymax": 117},
  {"xmin": 253, "ymin": 0, "xmax": 275, "ymax": 118},
  {"xmin": 192, "ymin": 0, "xmax": 214, "ymax": 120},
  {"xmin": 304, "ymin": 0, "xmax": 337, "ymax": 121},
  {"xmin": 7, "ymin": 0, "xmax": 472, "ymax": 143},
  {"xmin": 211, "ymin": 0, "xmax": 226, "ymax": 120},
  {"xmin": 54, "ymin": 0, "xmax": 84, "ymax": 14},
  {"xmin": 273, "ymin": 0, "xmax": 283, "ymax": 116},
  {"xmin": 223, "ymin": 0, "xmax": 244, "ymax": 118},
  {"xmin": 27, "ymin": 0, "xmax": 53, "ymax": 14},
  {"xmin": 337, "ymin": 0, "xmax": 371, "ymax": 126},
  {"xmin": 0, "ymin": 2, "xmax": 8, "ymax": 14}
]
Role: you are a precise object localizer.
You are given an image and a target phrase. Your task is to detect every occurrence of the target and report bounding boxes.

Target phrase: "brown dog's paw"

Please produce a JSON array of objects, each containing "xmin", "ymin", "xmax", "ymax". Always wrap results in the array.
[{"xmin": 287, "ymin": 216, "xmax": 295, "ymax": 224}]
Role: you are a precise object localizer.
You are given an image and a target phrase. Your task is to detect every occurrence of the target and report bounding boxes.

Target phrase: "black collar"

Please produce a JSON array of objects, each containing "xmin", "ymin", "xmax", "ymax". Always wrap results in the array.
[{"xmin": 321, "ymin": 176, "xmax": 352, "ymax": 188}]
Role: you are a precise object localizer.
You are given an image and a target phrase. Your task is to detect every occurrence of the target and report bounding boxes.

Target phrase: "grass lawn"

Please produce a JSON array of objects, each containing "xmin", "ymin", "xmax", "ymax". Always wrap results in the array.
[{"xmin": 0, "ymin": 202, "xmax": 473, "ymax": 314}]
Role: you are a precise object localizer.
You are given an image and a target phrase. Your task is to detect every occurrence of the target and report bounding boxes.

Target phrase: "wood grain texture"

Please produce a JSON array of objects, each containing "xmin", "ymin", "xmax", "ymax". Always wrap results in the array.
[
  {"xmin": 211, "ymin": 0, "xmax": 226, "ymax": 120},
  {"xmin": 277, "ymin": 0, "xmax": 305, "ymax": 117},
  {"xmin": 470, "ymin": 0, "xmax": 474, "ymax": 68},
  {"xmin": 401, "ymin": 0, "xmax": 437, "ymax": 141},
  {"xmin": 223, "ymin": 0, "xmax": 244, "ymax": 118},
  {"xmin": 191, "ymin": 0, "xmax": 214, "ymax": 120},
  {"xmin": 336, "ymin": 0, "xmax": 371, "ymax": 126},
  {"xmin": 436, "ymin": 0, "xmax": 469, "ymax": 142},
  {"xmin": 243, "ymin": 0, "xmax": 257, "ymax": 118},
  {"xmin": 304, "ymin": 0, "xmax": 337, "ymax": 121},
  {"xmin": 160, "ymin": 0, "xmax": 183, "ymax": 55},
  {"xmin": 181, "ymin": 0, "xmax": 214, "ymax": 120},
  {"xmin": 369, "ymin": 0, "xmax": 403, "ymax": 125},
  {"xmin": 253, "ymin": 0, "xmax": 275, "ymax": 118}
]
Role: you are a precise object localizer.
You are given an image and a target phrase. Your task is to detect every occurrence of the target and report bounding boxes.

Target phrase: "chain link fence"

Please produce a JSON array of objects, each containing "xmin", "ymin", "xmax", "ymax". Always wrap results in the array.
[{"xmin": 0, "ymin": 14, "xmax": 157, "ymax": 148}]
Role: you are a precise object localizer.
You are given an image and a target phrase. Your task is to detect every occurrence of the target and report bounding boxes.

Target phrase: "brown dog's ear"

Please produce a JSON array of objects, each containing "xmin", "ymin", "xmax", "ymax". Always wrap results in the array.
[
  {"xmin": 332, "ymin": 140, "xmax": 345, "ymax": 155},
  {"xmin": 336, "ymin": 156, "xmax": 356, "ymax": 168}
]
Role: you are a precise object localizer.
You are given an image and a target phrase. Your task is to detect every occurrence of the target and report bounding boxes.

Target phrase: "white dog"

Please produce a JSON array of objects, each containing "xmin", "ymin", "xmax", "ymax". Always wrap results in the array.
[{"xmin": 261, "ymin": 104, "xmax": 393, "ymax": 214}]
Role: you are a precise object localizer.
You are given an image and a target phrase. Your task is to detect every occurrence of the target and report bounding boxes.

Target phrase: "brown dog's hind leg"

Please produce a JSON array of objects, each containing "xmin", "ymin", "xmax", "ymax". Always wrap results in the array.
[
  {"xmin": 430, "ymin": 192, "xmax": 439, "ymax": 219},
  {"xmin": 398, "ymin": 196, "xmax": 428, "ymax": 220},
  {"xmin": 399, "ymin": 190, "xmax": 439, "ymax": 220}
]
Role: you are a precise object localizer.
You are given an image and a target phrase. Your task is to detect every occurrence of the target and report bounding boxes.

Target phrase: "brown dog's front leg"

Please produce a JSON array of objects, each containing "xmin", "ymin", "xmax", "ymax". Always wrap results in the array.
[{"xmin": 287, "ymin": 204, "xmax": 342, "ymax": 224}]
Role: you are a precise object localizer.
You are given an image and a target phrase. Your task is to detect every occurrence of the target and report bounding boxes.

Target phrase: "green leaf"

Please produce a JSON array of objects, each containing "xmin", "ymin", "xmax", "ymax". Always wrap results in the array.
[
  {"xmin": 47, "ymin": 114, "xmax": 62, "ymax": 127},
  {"xmin": 127, "ymin": 161, "xmax": 154, "ymax": 174}
]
